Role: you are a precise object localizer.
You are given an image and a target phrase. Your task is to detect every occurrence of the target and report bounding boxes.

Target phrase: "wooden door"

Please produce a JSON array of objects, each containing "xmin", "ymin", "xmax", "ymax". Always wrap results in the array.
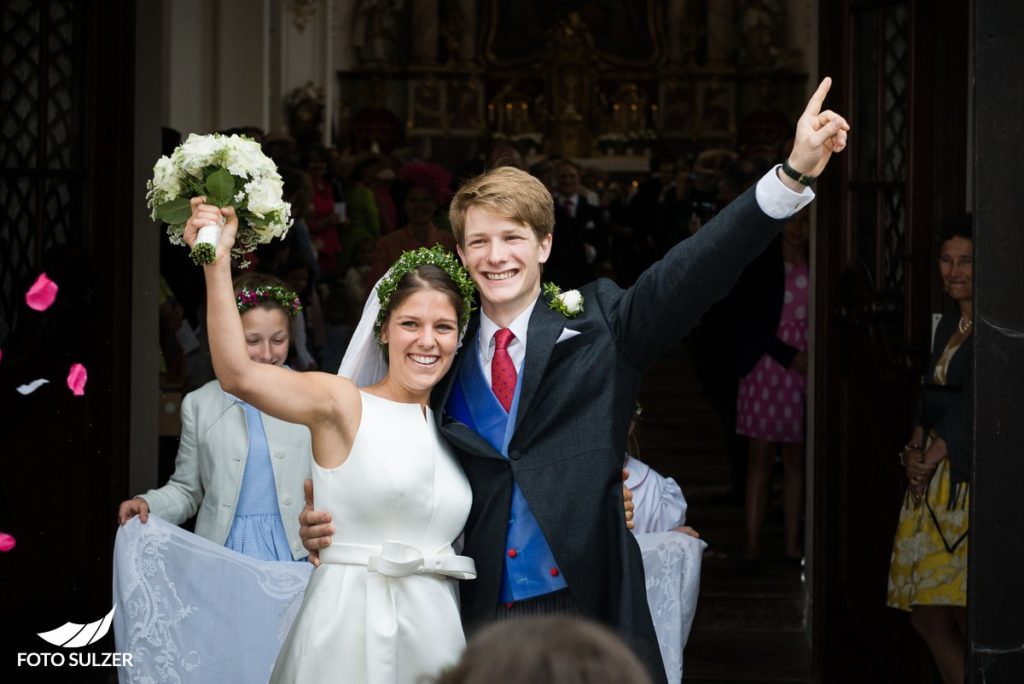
[
  {"xmin": 0, "ymin": 0, "xmax": 136, "ymax": 672},
  {"xmin": 813, "ymin": 1, "xmax": 969, "ymax": 681}
]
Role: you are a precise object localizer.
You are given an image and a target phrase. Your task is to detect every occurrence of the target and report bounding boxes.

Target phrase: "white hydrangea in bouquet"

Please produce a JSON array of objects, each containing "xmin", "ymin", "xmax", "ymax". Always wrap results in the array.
[{"xmin": 146, "ymin": 133, "xmax": 292, "ymax": 265}]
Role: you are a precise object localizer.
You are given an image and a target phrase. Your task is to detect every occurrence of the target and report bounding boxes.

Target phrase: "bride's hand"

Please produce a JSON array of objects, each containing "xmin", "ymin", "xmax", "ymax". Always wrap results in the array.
[{"xmin": 184, "ymin": 196, "xmax": 239, "ymax": 259}]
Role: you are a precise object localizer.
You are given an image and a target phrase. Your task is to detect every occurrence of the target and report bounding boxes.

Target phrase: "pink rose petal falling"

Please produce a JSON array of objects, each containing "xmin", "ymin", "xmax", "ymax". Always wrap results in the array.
[
  {"xmin": 25, "ymin": 272, "xmax": 59, "ymax": 311},
  {"xmin": 67, "ymin": 363, "xmax": 88, "ymax": 396},
  {"xmin": 0, "ymin": 533, "xmax": 15, "ymax": 552}
]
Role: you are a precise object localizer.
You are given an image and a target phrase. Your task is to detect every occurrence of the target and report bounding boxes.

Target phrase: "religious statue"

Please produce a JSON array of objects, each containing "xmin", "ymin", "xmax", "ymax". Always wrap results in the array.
[
  {"xmin": 286, "ymin": 82, "xmax": 324, "ymax": 148},
  {"xmin": 352, "ymin": 0, "xmax": 405, "ymax": 66},
  {"xmin": 441, "ymin": 0, "xmax": 465, "ymax": 65},
  {"xmin": 740, "ymin": 0, "xmax": 783, "ymax": 67},
  {"xmin": 409, "ymin": 78, "xmax": 444, "ymax": 131}
]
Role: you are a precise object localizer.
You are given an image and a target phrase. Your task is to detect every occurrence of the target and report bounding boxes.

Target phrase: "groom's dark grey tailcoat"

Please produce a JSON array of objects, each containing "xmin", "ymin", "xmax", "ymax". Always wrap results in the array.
[{"xmin": 432, "ymin": 186, "xmax": 785, "ymax": 680}]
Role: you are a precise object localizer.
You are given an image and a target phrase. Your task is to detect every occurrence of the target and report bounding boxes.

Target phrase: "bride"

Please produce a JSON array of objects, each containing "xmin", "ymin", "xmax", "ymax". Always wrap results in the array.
[{"xmin": 185, "ymin": 198, "xmax": 478, "ymax": 683}]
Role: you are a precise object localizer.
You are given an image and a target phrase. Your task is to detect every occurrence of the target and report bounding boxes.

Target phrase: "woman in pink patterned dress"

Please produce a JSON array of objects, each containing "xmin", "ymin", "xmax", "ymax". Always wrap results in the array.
[{"xmin": 733, "ymin": 210, "xmax": 810, "ymax": 566}]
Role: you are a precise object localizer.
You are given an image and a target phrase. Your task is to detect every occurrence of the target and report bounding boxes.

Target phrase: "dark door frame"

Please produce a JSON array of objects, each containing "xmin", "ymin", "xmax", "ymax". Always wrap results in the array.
[
  {"xmin": 968, "ymin": 0, "xmax": 1024, "ymax": 680},
  {"xmin": 813, "ymin": 1, "xmax": 983, "ymax": 681}
]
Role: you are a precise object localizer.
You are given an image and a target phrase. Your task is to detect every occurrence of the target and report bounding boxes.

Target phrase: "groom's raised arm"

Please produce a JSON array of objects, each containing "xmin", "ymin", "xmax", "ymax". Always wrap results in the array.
[{"xmin": 609, "ymin": 78, "xmax": 848, "ymax": 371}]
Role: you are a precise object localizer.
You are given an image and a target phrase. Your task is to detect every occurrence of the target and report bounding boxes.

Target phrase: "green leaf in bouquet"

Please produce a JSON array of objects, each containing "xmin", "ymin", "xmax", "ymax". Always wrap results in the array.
[
  {"xmin": 154, "ymin": 197, "xmax": 193, "ymax": 225},
  {"xmin": 235, "ymin": 208, "xmax": 259, "ymax": 226},
  {"xmin": 205, "ymin": 168, "xmax": 236, "ymax": 207}
]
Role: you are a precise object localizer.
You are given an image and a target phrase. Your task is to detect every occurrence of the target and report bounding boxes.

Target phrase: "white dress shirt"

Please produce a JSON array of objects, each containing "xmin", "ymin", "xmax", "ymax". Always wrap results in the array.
[
  {"xmin": 477, "ymin": 300, "xmax": 536, "ymax": 388},
  {"xmin": 757, "ymin": 166, "xmax": 815, "ymax": 218},
  {"xmin": 556, "ymin": 193, "xmax": 579, "ymax": 218}
]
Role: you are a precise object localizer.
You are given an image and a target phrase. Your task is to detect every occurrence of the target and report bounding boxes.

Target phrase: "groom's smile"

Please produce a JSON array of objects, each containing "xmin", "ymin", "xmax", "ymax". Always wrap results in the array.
[{"xmin": 484, "ymin": 269, "xmax": 518, "ymax": 281}]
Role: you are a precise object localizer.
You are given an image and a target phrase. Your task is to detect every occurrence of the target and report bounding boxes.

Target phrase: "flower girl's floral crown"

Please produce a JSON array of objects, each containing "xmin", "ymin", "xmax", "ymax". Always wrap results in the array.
[
  {"xmin": 236, "ymin": 285, "xmax": 302, "ymax": 317},
  {"xmin": 374, "ymin": 245, "xmax": 476, "ymax": 341}
]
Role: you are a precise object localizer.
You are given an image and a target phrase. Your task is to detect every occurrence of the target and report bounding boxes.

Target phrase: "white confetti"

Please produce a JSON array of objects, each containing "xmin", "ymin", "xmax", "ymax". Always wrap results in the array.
[{"xmin": 17, "ymin": 378, "xmax": 50, "ymax": 395}]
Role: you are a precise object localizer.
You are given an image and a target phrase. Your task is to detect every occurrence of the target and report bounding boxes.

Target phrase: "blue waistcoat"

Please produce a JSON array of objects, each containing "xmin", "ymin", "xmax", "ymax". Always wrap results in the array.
[{"xmin": 445, "ymin": 334, "xmax": 567, "ymax": 602}]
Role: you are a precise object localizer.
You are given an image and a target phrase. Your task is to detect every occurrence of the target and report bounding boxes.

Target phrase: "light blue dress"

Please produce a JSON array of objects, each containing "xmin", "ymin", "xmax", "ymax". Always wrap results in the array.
[{"xmin": 224, "ymin": 401, "xmax": 297, "ymax": 561}]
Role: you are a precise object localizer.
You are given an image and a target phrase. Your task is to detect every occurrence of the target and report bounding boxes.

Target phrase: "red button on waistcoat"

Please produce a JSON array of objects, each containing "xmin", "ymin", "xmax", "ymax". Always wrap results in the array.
[
  {"xmin": 508, "ymin": 548, "xmax": 517, "ymax": 558},
  {"xmin": 505, "ymin": 602, "xmax": 514, "ymax": 609},
  {"xmin": 550, "ymin": 567, "xmax": 559, "ymax": 577}
]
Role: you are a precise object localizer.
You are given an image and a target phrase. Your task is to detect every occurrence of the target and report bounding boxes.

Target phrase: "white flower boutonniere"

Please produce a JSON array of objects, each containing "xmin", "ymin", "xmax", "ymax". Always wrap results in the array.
[{"xmin": 543, "ymin": 282, "xmax": 584, "ymax": 318}]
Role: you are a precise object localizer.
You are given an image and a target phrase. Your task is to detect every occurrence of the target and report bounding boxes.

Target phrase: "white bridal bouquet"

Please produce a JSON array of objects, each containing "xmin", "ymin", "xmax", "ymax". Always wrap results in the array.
[{"xmin": 146, "ymin": 133, "xmax": 292, "ymax": 265}]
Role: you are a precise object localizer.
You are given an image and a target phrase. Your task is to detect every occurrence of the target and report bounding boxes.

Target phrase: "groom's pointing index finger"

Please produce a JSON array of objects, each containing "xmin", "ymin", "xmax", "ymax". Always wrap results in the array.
[{"xmin": 803, "ymin": 77, "xmax": 833, "ymax": 117}]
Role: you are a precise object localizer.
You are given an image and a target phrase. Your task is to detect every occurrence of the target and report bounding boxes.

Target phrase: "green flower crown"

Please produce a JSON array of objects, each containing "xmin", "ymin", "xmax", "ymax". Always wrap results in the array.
[
  {"xmin": 374, "ymin": 245, "xmax": 477, "ymax": 342},
  {"xmin": 236, "ymin": 285, "xmax": 302, "ymax": 318}
]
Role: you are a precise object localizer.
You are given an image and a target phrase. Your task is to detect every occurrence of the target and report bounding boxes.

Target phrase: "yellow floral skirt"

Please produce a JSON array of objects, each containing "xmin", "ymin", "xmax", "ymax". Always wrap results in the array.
[{"xmin": 886, "ymin": 459, "xmax": 969, "ymax": 611}]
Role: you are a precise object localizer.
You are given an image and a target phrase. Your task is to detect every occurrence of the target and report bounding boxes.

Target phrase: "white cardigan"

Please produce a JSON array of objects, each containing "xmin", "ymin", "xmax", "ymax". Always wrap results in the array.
[{"xmin": 139, "ymin": 379, "xmax": 313, "ymax": 559}]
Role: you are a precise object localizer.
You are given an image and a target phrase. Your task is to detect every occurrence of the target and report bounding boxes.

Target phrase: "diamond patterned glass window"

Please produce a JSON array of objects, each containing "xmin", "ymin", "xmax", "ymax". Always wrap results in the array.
[
  {"xmin": 851, "ymin": 2, "xmax": 909, "ymax": 303},
  {"xmin": 0, "ymin": 0, "xmax": 83, "ymax": 331}
]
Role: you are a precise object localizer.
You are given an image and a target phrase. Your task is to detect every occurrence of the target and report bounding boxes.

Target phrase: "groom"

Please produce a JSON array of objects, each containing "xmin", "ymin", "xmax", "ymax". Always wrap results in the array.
[{"xmin": 302, "ymin": 78, "xmax": 848, "ymax": 680}]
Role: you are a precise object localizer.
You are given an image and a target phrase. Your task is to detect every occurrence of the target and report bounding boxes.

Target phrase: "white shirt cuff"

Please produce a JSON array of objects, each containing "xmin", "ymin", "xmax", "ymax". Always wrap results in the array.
[{"xmin": 755, "ymin": 165, "xmax": 815, "ymax": 219}]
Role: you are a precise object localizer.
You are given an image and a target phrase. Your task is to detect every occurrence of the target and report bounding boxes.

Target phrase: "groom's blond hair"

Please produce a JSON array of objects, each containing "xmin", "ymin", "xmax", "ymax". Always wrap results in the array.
[{"xmin": 449, "ymin": 166, "xmax": 554, "ymax": 246}]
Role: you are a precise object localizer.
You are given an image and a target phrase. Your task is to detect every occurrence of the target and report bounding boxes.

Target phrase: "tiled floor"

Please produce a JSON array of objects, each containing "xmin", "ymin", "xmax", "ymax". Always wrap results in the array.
[{"xmin": 637, "ymin": 341, "xmax": 811, "ymax": 683}]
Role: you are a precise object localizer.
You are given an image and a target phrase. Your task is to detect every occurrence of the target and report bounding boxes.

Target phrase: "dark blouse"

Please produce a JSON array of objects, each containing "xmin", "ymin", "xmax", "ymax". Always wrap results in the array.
[{"xmin": 919, "ymin": 312, "xmax": 973, "ymax": 488}]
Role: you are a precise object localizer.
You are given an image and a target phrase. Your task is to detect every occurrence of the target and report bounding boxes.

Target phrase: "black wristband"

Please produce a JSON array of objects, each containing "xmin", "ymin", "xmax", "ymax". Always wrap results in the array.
[{"xmin": 781, "ymin": 160, "xmax": 816, "ymax": 187}]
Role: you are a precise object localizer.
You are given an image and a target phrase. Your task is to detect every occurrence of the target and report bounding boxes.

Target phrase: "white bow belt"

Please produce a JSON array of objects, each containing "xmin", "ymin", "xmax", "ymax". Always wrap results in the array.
[
  {"xmin": 320, "ymin": 540, "xmax": 475, "ymax": 682},
  {"xmin": 321, "ymin": 540, "xmax": 477, "ymax": 580}
]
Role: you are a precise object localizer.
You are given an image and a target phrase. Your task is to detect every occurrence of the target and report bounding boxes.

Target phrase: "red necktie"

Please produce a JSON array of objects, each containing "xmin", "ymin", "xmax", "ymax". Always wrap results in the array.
[
  {"xmin": 491, "ymin": 328, "xmax": 517, "ymax": 412},
  {"xmin": 562, "ymin": 196, "xmax": 575, "ymax": 218}
]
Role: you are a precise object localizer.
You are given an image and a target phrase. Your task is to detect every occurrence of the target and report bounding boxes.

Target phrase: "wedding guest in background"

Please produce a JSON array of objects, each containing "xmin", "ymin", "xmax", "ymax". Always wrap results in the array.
[
  {"xmin": 733, "ymin": 208, "xmax": 811, "ymax": 568},
  {"xmin": 302, "ymin": 146, "xmax": 344, "ymax": 278},
  {"xmin": 528, "ymin": 156, "xmax": 559, "ymax": 194},
  {"xmin": 344, "ymin": 155, "xmax": 383, "ymax": 262},
  {"xmin": 487, "ymin": 141, "xmax": 526, "ymax": 170},
  {"xmin": 369, "ymin": 166, "xmax": 457, "ymax": 285},
  {"xmin": 398, "ymin": 159, "xmax": 456, "ymax": 233},
  {"xmin": 282, "ymin": 253, "xmax": 322, "ymax": 371},
  {"xmin": 373, "ymin": 161, "xmax": 398, "ymax": 236},
  {"xmin": 263, "ymin": 130, "xmax": 299, "ymax": 171},
  {"xmin": 117, "ymin": 273, "xmax": 311, "ymax": 562},
  {"xmin": 324, "ymin": 145, "xmax": 348, "ymax": 200},
  {"xmin": 546, "ymin": 159, "xmax": 608, "ymax": 288},
  {"xmin": 330, "ymin": 235, "xmax": 376, "ymax": 364},
  {"xmin": 279, "ymin": 166, "xmax": 320, "ymax": 284},
  {"xmin": 887, "ymin": 215, "xmax": 973, "ymax": 684},
  {"xmin": 625, "ymin": 155, "xmax": 677, "ymax": 281},
  {"xmin": 434, "ymin": 617, "xmax": 652, "ymax": 684}
]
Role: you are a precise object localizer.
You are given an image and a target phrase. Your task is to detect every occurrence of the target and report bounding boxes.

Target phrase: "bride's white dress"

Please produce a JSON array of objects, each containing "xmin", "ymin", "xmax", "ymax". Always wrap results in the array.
[{"xmin": 271, "ymin": 392, "xmax": 474, "ymax": 684}]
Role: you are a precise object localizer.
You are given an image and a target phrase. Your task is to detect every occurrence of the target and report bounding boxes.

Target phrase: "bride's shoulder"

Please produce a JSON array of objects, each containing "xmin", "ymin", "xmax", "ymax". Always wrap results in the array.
[
  {"xmin": 322, "ymin": 372, "xmax": 361, "ymax": 406},
  {"xmin": 305, "ymin": 372, "xmax": 362, "ymax": 437},
  {"xmin": 296, "ymin": 371, "xmax": 360, "ymax": 414}
]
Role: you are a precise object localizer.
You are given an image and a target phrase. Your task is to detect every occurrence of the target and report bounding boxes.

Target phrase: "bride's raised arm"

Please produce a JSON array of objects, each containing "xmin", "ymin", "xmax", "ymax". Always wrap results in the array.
[{"xmin": 184, "ymin": 197, "xmax": 359, "ymax": 436}]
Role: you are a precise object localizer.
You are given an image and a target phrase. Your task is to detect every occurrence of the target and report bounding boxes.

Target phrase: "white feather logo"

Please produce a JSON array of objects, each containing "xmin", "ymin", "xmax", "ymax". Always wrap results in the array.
[{"xmin": 37, "ymin": 606, "xmax": 115, "ymax": 648}]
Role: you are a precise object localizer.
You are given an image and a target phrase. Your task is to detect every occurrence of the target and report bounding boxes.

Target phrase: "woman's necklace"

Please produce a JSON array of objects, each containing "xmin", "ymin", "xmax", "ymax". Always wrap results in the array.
[{"xmin": 958, "ymin": 315, "xmax": 972, "ymax": 334}]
